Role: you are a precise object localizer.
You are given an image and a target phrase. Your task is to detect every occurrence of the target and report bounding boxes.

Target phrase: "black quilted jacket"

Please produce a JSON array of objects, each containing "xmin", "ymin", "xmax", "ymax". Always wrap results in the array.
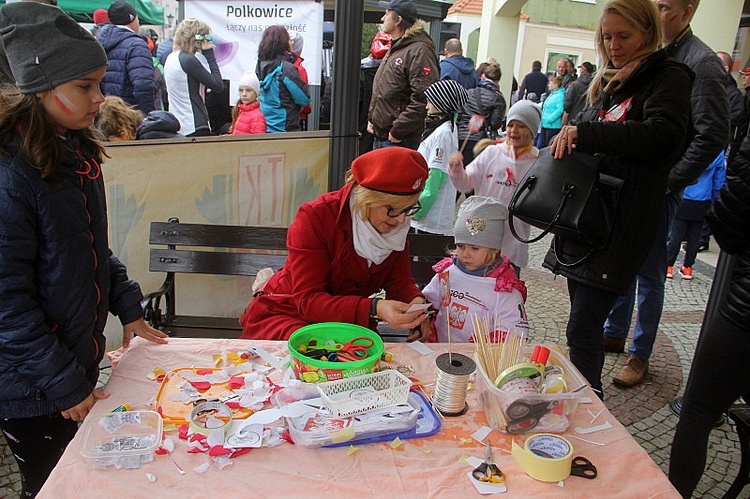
[
  {"xmin": 0, "ymin": 134, "xmax": 144, "ymax": 418},
  {"xmin": 707, "ymin": 134, "xmax": 750, "ymax": 328}
]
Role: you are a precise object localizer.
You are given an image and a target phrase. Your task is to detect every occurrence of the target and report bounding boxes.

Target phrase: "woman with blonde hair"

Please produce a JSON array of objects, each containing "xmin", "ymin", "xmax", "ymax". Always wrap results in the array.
[
  {"xmin": 240, "ymin": 147, "xmax": 432, "ymax": 341},
  {"xmin": 96, "ymin": 95, "xmax": 143, "ymax": 141},
  {"xmin": 164, "ymin": 18, "xmax": 224, "ymax": 136},
  {"xmin": 541, "ymin": 0, "xmax": 692, "ymax": 395}
]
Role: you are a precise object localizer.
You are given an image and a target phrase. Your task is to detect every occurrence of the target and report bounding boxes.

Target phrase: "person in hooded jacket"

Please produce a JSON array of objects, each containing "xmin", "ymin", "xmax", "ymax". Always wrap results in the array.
[
  {"xmin": 95, "ymin": 0, "xmax": 156, "ymax": 114},
  {"xmin": 0, "ymin": 4, "xmax": 168, "ymax": 496},
  {"xmin": 256, "ymin": 25, "xmax": 310, "ymax": 133},
  {"xmin": 136, "ymin": 110, "xmax": 183, "ymax": 139},
  {"xmin": 542, "ymin": 0, "xmax": 692, "ymax": 396},
  {"xmin": 439, "ymin": 38, "xmax": 479, "ymax": 90},
  {"xmin": 456, "ymin": 62, "xmax": 507, "ymax": 165}
]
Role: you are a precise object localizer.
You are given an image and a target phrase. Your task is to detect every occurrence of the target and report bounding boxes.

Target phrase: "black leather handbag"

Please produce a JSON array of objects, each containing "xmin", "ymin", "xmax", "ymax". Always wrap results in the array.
[{"xmin": 508, "ymin": 147, "xmax": 623, "ymax": 266}]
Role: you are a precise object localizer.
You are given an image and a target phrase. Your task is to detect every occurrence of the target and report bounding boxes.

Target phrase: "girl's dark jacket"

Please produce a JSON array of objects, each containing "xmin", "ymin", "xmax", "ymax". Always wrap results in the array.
[
  {"xmin": 708, "ymin": 133, "xmax": 750, "ymax": 329},
  {"xmin": 542, "ymin": 49, "xmax": 693, "ymax": 294},
  {"xmin": 0, "ymin": 134, "xmax": 144, "ymax": 418}
]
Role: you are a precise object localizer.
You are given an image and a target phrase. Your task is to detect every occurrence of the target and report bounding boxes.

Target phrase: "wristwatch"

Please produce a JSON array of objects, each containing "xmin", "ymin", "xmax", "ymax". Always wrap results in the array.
[{"xmin": 369, "ymin": 298, "xmax": 381, "ymax": 319}]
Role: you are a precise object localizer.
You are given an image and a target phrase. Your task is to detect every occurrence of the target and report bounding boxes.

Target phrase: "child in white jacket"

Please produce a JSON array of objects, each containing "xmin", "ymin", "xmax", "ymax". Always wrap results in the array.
[
  {"xmin": 448, "ymin": 100, "xmax": 541, "ymax": 271},
  {"xmin": 422, "ymin": 196, "xmax": 528, "ymax": 342},
  {"xmin": 411, "ymin": 79, "xmax": 468, "ymax": 234}
]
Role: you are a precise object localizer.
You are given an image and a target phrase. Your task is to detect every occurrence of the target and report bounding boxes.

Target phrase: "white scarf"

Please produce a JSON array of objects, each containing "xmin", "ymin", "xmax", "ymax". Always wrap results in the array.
[{"xmin": 350, "ymin": 197, "xmax": 410, "ymax": 267}]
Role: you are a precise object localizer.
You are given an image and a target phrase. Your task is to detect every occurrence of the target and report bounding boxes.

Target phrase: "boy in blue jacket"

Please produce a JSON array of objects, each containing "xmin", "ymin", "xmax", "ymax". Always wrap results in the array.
[{"xmin": 666, "ymin": 151, "xmax": 726, "ymax": 280}]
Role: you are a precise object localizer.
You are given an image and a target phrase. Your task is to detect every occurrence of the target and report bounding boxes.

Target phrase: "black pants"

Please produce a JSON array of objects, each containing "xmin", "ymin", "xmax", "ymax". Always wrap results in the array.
[
  {"xmin": 667, "ymin": 217, "xmax": 704, "ymax": 268},
  {"xmin": 669, "ymin": 312, "xmax": 750, "ymax": 497},
  {"xmin": 0, "ymin": 413, "xmax": 78, "ymax": 498},
  {"xmin": 565, "ymin": 279, "xmax": 619, "ymax": 396}
]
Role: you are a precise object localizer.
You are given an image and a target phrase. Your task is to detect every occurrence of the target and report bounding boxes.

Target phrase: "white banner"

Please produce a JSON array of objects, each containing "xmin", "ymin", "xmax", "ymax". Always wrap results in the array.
[{"xmin": 185, "ymin": 0, "xmax": 324, "ymax": 94}]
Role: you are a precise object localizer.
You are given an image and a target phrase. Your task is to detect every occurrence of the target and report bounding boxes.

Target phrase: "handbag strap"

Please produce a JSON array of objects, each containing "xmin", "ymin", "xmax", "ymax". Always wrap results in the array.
[
  {"xmin": 553, "ymin": 235, "xmax": 595, "ymax": 267},
  {"xmin": 509, "ymin": 177, "xmax": 576, "ymax": 244}
]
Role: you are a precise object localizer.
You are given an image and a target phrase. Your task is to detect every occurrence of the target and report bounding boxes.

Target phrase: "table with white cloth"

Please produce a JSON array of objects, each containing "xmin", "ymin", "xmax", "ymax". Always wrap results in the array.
[{"xmin": 38, "ymin": 337, "xmax": 679, "ymax": 498}]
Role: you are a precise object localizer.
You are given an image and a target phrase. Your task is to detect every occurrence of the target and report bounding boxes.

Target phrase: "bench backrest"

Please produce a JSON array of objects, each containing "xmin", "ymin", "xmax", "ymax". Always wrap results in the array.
[{"xmin": 148, "ymin": 220, "xmax": 453, "ymax": 286}]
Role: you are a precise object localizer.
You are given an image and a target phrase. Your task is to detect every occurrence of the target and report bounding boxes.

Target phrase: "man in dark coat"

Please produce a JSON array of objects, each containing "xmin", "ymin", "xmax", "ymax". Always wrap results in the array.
[
  {"xmin": 563, "ymin": 61, "xmax": 594, "ymax": 125},
  {"xmin": 439, "ymin": 38, "xmax": 479, "ymax": 90},
  {"xmin": 368, "ymin": 0, "xmax": 439, "ymax": 150},
  {"xmin": 517, "ymin": 60, "xmax": 548, "ymax": 103},
  {"xmin": 96, "ymin": 0, "xmax": 156, "ymax": 114}
]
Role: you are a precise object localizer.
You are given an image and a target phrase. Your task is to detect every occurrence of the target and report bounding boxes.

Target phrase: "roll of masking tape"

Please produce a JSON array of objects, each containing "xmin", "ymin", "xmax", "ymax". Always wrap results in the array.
[
  {"xmin": 511, "ymin": 433, "xmax": 574, "ymax": 482},
  {"xmin": 190, "ymin": 401, "xmax": 233, "ymax": 436}
]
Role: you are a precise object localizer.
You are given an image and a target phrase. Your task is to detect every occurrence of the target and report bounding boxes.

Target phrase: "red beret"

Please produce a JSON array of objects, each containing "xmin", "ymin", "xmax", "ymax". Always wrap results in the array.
[
  {"xmin": 741, "ymin": 68, "xmax": 750, "ymax": 76},
  {"xmin": 351, "ymin": 147, "xmax": 428, "ymax": 195}
]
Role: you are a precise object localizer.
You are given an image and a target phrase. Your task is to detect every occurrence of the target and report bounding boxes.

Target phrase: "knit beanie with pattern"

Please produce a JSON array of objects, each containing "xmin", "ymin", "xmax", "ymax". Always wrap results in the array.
[{"xmin": 424, "ymin": 79, "xmax": 469, "ymax": 115}]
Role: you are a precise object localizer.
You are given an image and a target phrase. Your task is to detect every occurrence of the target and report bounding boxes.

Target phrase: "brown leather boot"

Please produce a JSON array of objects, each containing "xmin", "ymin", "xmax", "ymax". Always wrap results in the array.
[
  {"xmin": 603, "ymin": 335, "xmax": 626, "ymax": 353},
  {"xmin": 613, "ymin": 356, "xmax": 648, "ymax": 387}
]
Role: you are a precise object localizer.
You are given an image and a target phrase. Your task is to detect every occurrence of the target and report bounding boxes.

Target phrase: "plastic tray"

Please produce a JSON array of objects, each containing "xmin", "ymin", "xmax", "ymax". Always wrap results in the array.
[
  {"xmin": 325, "ymin": 391, "xmax": 442, "ymax": 447},
  {"xmin": 79, "ymin": 410, "xmax": 163, "ymax": 469},
  {"xmin": 282, "ymin": 391, "xmax": 420, "ymax": 448},
  {"xmin": 317, "ymin": 370, "xmax": 412, "ymax": 417},
  {"xmin": 475, "ymin": 345, "xmax": 588, "ymax": 434}
]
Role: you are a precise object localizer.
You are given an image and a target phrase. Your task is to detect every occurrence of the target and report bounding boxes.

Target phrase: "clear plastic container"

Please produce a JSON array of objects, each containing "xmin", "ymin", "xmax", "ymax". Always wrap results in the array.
[
  {"xmin": 79, "ymin": 410, "xmax": 163, "ymax": 469},
  {"xmin": 317, "ymin": 370, "xmax": 412, "ymax": 417},
  {"xmin": 475, "ymin": 345, "xmax": 588, "ymax": 434}
]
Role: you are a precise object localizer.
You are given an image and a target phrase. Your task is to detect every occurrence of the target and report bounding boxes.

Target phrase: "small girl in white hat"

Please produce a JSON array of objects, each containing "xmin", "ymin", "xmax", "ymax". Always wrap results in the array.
[
  {"xmin": 230, "ymin": 70, "xmax": 267, "ymax": 135},
  {"xmin": 422, "ymin": 196, "xmax": 528, "ymax": 342}
]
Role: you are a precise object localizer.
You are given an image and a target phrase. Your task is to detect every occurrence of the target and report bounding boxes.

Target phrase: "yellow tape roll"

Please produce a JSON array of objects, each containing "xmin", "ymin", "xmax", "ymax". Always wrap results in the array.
[{"xmin": 511, "ymin": 433, "xmax": 574, "ymax": 482}]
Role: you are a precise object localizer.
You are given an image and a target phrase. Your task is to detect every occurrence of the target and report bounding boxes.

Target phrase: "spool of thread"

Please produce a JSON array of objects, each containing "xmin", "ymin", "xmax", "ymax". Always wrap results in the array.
[{"xmin": 432, "ymin": 353, "xmax": 476, "ymax": 417}]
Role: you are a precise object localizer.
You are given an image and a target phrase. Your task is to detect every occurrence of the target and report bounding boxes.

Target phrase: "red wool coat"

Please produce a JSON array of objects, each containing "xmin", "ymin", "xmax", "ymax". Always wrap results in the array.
[{"xmin": 240, "ymin": 183, "xmax": 423, "ymax": 340}]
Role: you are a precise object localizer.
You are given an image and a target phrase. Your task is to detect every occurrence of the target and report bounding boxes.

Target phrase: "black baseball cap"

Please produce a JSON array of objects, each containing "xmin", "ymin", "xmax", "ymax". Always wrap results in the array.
[{"xmin": 378, "ymin": 0, "xmax": 418, "ymax": 23}]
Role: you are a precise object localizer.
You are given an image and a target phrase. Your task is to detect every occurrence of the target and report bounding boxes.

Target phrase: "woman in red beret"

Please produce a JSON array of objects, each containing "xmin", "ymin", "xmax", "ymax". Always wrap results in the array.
[{"xmin": 240, "ymin": 147, "xmax": 432, "ymax": 341}]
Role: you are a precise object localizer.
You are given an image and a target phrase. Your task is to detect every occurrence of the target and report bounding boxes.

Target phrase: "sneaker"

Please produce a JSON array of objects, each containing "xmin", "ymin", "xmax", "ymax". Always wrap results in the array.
[
  {"xmin": 603, "ymin": 335, "xmax": 626, "ymax": 353},
  {"xmin": 613, "ymin": 356, "xmax": 649, "ymax": 387},
  {"xmin": 680, "ymin": 266, "xmax": 693, "ymax": 280},
  {"xmin": 666, "ymin": 266, "xmax": 674, "ymax": 279}
]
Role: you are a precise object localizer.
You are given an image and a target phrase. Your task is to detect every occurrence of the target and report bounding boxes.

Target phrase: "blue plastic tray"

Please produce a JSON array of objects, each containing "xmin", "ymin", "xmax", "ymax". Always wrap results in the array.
[{"xmin": 325, "ymin": 390, "xmax": 442, "ymax": 447}]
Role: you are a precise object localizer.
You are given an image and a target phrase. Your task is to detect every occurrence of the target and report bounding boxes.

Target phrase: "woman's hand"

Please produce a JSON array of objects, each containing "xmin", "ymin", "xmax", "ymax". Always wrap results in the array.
[
  {"xmin": 406, "ymin": 319, "xmax": 431, "ymax": 342},
  {"xmin": 378, "ymin": 299, "xmax": 427, "ymax": 332},
  {"xmin": 122, "ymin": 318, "xmax": 168, "ymax": 348},
  {"xmin": 549, "ymin": 125, "xmax": 578, "ymax": 159},
  {"xmin": 200, "ymin": 39, "xmax": 215, "ymax": 51},
  {"xmin": 61, "ymin": 388, "xmax": 109, "ymax": 422}
]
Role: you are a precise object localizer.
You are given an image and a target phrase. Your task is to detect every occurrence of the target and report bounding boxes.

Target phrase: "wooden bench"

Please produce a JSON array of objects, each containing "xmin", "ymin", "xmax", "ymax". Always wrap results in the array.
[{"xmin": 143, "ymin": 218, "xmax": 452, "ymax": 341}]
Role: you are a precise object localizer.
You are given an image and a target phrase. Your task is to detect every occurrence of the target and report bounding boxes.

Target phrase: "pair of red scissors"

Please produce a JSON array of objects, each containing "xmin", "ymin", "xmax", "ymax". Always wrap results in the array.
[{"xmin": 333, "ymin": 336, "xmax": 374, "ymax": 361}]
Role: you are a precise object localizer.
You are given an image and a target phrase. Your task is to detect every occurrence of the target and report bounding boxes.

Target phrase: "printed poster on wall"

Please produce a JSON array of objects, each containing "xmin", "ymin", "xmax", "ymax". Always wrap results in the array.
[{"xmin": 185, "ymin": 0, "xmax": 324, "ymax": 94}]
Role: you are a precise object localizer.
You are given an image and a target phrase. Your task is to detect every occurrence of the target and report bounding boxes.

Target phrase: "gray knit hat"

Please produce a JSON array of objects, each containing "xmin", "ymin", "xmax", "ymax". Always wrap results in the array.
[
  {"xmin": 454, "ymin": 196, "xmax": 508, "ymax": 250},
  {"xmin": 506, "ymin": 99, "xmax": 542, "ymax": 133},
  {"xmin": 0, "ymin": 2, "xmax": 107, "ymax": 94},
  {"xmin": 424, "ymin": 79, "xmax": 469, "ymax": 115},
  {"xmin": 289, "ymin": 31, "xmax": 304, "ymax": 54}
]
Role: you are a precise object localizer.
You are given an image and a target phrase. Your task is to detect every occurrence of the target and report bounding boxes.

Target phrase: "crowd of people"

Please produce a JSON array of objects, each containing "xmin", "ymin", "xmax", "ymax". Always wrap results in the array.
[{"xmin": 1, "ymin": 0, "xmax": 750, "ymax": 497}]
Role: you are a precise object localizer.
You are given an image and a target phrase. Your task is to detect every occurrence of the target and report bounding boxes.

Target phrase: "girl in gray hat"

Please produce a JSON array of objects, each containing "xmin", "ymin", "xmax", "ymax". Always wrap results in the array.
[
  {"xmin": 422, "ymin": 196, "xmax": 528, "ymax": 342},
  {"xmin": 0, "ymin": 3, "xmax": 168, "ymax": 496}
]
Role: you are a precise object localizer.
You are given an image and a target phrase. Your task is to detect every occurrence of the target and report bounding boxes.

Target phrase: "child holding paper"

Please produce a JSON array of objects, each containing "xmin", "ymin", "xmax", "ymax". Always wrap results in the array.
[{"xmin": 422, "ymin": 196, "xmax": 528, "ymax": 342}]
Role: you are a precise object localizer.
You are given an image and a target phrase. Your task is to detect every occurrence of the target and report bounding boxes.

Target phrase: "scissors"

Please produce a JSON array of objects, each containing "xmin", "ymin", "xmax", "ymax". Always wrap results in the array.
[
  {"xmin": 570, "ymin": 456, "xmax": 597, "ymax": 479},
  {"xmin": 472, "ymin": 441, "xmax": 505, "ymax": 484},
  {"xmin": 504, "ymin": 399, "xmax": 560, "ymax": 434},
  {"xmin": 333, "ymin": 336, "xmax": 374, "ymax": 360}
]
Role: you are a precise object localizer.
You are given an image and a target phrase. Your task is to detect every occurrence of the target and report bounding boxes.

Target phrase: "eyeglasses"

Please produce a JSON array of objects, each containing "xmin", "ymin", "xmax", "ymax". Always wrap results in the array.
[
  {"xmin": 195, "ymin": 34, "xmax": 213, "ymax": 41},
  {"xmin": 386, "ymin": 202, "xmax": 421, "ymax": 217}
]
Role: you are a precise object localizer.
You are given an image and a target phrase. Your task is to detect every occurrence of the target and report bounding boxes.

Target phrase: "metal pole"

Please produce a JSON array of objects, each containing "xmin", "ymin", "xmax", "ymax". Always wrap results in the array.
[{"xmin": 328, "ymin": 0, "xmax": 364, "ymax": 191}]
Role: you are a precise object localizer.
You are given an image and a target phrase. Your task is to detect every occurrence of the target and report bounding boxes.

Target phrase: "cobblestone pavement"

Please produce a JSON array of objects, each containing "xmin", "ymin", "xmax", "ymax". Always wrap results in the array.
[{"xmin": 0, "ymin": 236, "xmax": 741, "ymax": 498}]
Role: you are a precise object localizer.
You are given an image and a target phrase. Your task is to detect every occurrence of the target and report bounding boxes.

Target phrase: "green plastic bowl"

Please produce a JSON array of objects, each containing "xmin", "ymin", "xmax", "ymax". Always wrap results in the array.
[{"xmin": 288, "ymin": 322, "xmax": 384, "ymax": 383}]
